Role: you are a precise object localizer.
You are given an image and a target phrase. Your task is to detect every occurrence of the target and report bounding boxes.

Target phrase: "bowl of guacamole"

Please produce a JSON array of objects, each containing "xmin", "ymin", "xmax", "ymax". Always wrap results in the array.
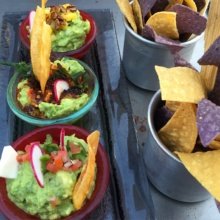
[
  {"xmin": 0, "ymin": 125, "xmax": 110, "ymax": 220},
  {"xmin": 7, "ymin": 57, "xmax": 99, "ymax": 126},
  {"xmin": 19, "ymin": 4, "xmax": 97, "ymax": 59}
]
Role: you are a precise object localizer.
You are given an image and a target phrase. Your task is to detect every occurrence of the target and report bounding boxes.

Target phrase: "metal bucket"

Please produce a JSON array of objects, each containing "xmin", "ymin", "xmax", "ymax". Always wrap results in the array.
[
  {"xmin": 122, "ymin": 19, "xmax": 204, "ymax": 91},
  {"xmin": 144, "ymin": 90, "xmax": 211, "ymax": 202}
]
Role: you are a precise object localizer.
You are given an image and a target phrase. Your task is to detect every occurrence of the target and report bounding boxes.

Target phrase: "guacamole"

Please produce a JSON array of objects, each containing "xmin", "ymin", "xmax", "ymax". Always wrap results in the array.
[
  {"xmin": 6, "ymin": 133, "xmax": 96, "ymax": 220},
  {"xmin": 47, "ymin": 7, "xmax": 90, "ymax": 52},
  {"xmin": 16, "ymin": 58, "xmax": 91, "ymax": 119},
  {"xmin": 7, "ymin": 163, "xmax": 76, "ymax": 220}
]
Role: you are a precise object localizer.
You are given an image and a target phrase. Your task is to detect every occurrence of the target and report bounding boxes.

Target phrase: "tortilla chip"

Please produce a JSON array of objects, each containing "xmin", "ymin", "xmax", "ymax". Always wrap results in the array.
[
  {"xmin": 73, "ymin": 131, "xmax": 100, "ymax": 210},
  {"xmin": 208, "ymin": 68, "xmax": 220, "ymax": 106},
  {"xmin": 116, "ymin": 0, "xmax": 137, "ymax": 32},
  {"xmin": 200, "ymin": 0, "xmax": 220, "ymax": 91},
  {"xmin": 176, "ymin": 150, "xmax": 220, "ymax": 202},
  {"xmin": 139, "ymin": 0, "xmax": 157, "ymax": 20},
  {"xmin": 154, "ymin": 106, "xmax": 174, "ymax": 131},
  {"xmin": 183, "ymin": 0, "xmax": 197, "ymax": 11},
  {"xmin": 169, "ymin": 4, "xmax": 207, "ymax": 35},
  {"xmin": 174, "ymin": 53, "xmax": 196, "ymax": 70},
  {"xmin": 198, "ymin": 36, "xmax": 220, "ymax": 66},
  {"xmin": 199, "ymin": 0, "xmax": 210, "ymax": 15},
  {"xmin": 151, "ymin": 0, "xmax": 169, "ymax": 14},
  {"xmin": 158, "ymin": 103, "xmax": 197, "ymax": 153},
  {"xmin": 209, "ymin": 140, "xmax": 220, "ymax": 150},
  {"xmin": 193, "ymin": 0, "xmax": 206, "ymax": 13},
  {"xmin": 132, "ymin": 0, "xmax": 144, "ymax": 33},
  {"xmin": 155, "ymin": 66, "xmax": 206, "ymax": 103},
  {"xmin": 165, "ymin": 101, "xmax": 181, "ymax": 112},
  {"xmin": 142, "ymin": 24, "xmax": 183, "ymax": 53},
  {"xmin": 146, "ymin": 11, "xmax": 179, "ymax": 39},
  {"xmin": 197, "ymin": 99, "xmax": 220, "ymax": 147},
  {"xmin": 30, "ymin": 5, "xmax": 52, "ymax": 93},
  {"xmin": 165, "ymin": 0, "xmax": 184, "ymax": 10}
]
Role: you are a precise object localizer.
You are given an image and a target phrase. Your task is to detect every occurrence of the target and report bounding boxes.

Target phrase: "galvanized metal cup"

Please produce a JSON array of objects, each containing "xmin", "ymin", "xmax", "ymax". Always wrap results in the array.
[
  {"xmin": 144, "ymin": 90, "xmax": 211, "ymax": 202},
  {"xmin": 122, "ymin": 19, "xmax": 204, "ymax": 91}
]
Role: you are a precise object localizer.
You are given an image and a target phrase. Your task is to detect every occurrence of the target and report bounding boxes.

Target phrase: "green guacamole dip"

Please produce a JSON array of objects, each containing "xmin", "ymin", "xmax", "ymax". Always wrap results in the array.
[
  {"xmin": 51, "ymin": 10, "xmax": 90, "ymax": 52},
  {"xmin": 7, "ymin": 162, "xmax": 77, "ymax": 220},
  {"xmin": 39, "ymin": 94, "xmax": 89, "ymax": 118}
]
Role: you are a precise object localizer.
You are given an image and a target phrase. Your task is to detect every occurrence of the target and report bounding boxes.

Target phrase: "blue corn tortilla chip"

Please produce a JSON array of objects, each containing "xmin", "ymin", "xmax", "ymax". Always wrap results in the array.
[
  {"xmin": 198, "ymin": 36, "xmax": 220, "ymax": 66},
  {"xmin": 142, "ymin": 24, "xmax": 183, "ymax": 53},
  {"xmin": 151, "ymin": 0, "xmax": 169, "ymax": 14},
  {"xmin": 208, "ymin": 67, "xmax": 220, "ymax": 105},
  {"xmin": 154, "ymin": 105, "xmax": 174, "ymax": 131},
  {"xmin": 139, "ymin": 0, "xmax": 157, "ymax": 20},
  {"xmin": 197, "ymin": 98, "xmax": 220, "ymax": 147},
  {"xmin": 174, "ymin": 53, "xmax": 196, "ymax": 70},
  {"xmin": 169, "ymin": 4, "xmax": 207, "ymax": 35},
  {"xmin": 193, "ymin": 0, "xmax": 206, "ymax": 12}
]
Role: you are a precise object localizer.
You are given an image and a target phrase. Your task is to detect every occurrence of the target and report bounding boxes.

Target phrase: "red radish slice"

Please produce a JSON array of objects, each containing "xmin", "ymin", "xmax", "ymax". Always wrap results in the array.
[
  {"xmin": 60, "ymin": 128, "xmax": 65, "ymax": 151},
  {"xmin": 30, "ymin": 142, "xmax": 44, "ymax": 188},
  {"xmin": 29, "ymin": 10, "xmax": 36, "ymax": 32},
  {"xmin": 53, "ymin": 80, "xmax": 69, "ymax": 103}
]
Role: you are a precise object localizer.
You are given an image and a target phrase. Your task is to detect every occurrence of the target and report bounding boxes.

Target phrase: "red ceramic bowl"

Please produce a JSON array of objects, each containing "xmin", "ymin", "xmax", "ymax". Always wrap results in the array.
[
  {"xmin": 0, "ymin": 125, "xmax": 110, "ymax": 220},
  {"xmin": 19, "ymin": 10, "xmax": 97, "ymax": 59}
]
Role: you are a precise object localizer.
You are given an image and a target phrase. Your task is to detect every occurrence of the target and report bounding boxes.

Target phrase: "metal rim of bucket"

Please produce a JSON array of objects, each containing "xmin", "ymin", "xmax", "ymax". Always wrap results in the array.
[
  {"xmin": 147, "ymin": 90, "xmax": 182, "ymax": 163},
  {"xmin": 123, "ymin": 17, "xmax": 204, "ymax": 49}
]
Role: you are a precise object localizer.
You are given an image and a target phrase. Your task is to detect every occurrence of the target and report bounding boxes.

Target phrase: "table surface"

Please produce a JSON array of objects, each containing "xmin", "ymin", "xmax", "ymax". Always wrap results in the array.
[{"xmin": 0, "ymin": 1, "xmax": 220, "ymax": 220}]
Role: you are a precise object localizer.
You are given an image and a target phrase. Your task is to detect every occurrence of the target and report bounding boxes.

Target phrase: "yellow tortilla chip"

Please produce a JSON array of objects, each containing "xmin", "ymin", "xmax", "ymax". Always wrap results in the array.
[
  {"xmin": 132, "ymin": 0, "xmax": 143, "ymax": 33},
  {"xmin": 146, "ymin": 11, "xmax": 179, "ymax": 39},
  {"xmin": 158, "ymin": 103, "xmax": 197, "ymax": 153},
  {"xmin": 116, "ymin": 0, "xmax": 137, "ymax": 33},
  {"xmin": 165, "ymin": 101, "xmax": 181, "ymax": 112},
  {"xmin": 176, "ymin": 150, "xmax": 220, "ymax": 201},
  {"xmin": 183, "ymin": 0, "xmax": 197, "ymax": 11},
  {"xmin": 155, "ymin": 66, "xmax": 206, "ymax": 103},
  {"xmin": 201, "ymin": 0, "xmax": 220, "ymax": 91},
  {"xmin": 30, "ymin": 5, "xmax": 52, "ymax": 93},
  {"xmin": 209, "ymin": 140, "xmax": 220, "ymax": 150},
  {"xmin": 73, "ymin": 131, "xmax": 100, "ymax": 210}
]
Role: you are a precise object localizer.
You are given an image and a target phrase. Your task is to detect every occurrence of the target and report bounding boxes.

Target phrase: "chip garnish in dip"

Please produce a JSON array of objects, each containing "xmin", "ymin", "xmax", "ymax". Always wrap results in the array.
[{"xmin": 0, "ymin": 129, "xmax": 100, "ymax": 220}]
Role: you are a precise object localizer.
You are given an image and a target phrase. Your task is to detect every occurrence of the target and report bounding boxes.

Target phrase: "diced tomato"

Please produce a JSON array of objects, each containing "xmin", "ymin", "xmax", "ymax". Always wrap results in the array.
[
  {"xmin": 71, "ymin": 160, "xmax": 82, "ymax": 171},
  {"xmin": 69, "ymin": 142, "xmax": 81, "ymax": 154},
  {"xmin": 46, "ymin": 162, "xmax": 59, "ymax": 173},
  {"xmin": 16, "ymin": 153, "xmax": 30, "ymax": 163},
  {"xmin": 25, "ymin": 144, "xmax": 31, "ymax": 153}
]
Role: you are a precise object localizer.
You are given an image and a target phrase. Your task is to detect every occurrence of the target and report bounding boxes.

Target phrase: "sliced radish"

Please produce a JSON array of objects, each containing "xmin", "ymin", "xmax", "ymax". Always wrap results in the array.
[
  {"xmin": 53, "ymin": 80, "xmax": 70, "ymax": 103},
  {"xmin": 60, "ymin": 128, "xmax": 65, "ymax": 151},
  {"xmin": 29, "ymin": 10, "xmax": 36, "ymax": 32},
  {"xmin": 0, "ymin": 145, "xmax": 19, "ymax": 179},
  {"xmin": 30, "ymin": 142, "xmax": 44, "ymax": 188}
]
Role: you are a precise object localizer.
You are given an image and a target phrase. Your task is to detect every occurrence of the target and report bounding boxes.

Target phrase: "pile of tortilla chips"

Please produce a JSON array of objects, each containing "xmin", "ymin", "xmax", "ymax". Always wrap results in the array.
[
  {"xmin": 154, "ymin": 0, "xmax": 220, "ymax": 201},
  {"xmin": 116, "ymin": 0, "xmax": 208, "ymax": 49}
]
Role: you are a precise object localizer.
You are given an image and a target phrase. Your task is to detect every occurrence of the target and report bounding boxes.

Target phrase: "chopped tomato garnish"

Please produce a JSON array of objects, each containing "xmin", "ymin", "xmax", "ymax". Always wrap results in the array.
[
  {"xmin": 69, "ymin": 142, "xmax": 81, "ymax": 154},
  {"xmin": 71, "ymin": 160, "xmax": 82, "ymax": 171}
]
